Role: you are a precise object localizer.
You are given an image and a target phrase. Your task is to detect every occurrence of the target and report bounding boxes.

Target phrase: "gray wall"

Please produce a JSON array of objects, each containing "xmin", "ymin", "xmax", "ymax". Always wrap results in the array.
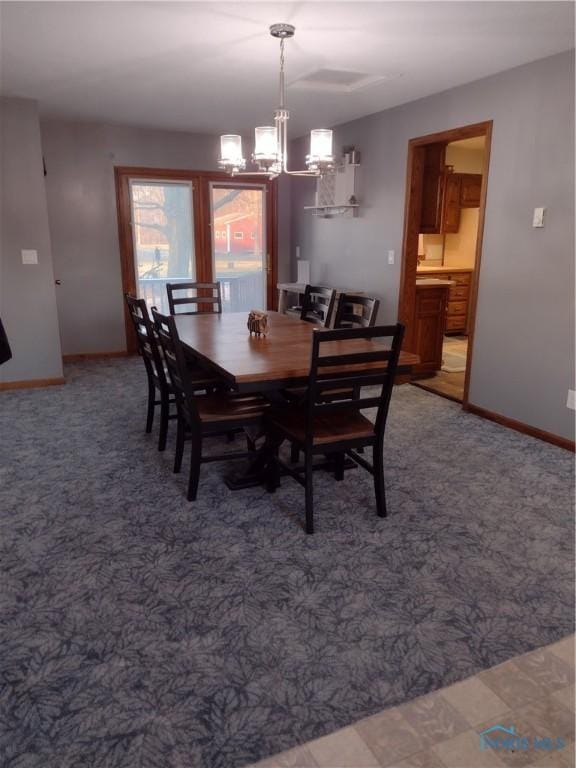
[
  {"xmin": 0, "ymin": 97, "xmax": 63, "ymax": 383},
  {"xmin": 290, "ymin": 51, "xmax": 575, "ymax": 442},
  {"xmin": 40, "ymin": 121, "xmax": 291, "ymax": 355}
]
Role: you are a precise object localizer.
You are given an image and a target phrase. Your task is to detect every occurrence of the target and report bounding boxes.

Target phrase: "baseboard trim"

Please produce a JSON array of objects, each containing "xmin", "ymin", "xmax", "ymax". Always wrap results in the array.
[
  {"xmin": 0, "ymin": 376, "xmax": 66, "ymax": 392},
  {"xmin": 63, "ymin": 350, "xmax": 128, "ymax": 362},
  {"xmin": 465, "ymin": 402, "xmax": 575, "ymax": 452}
]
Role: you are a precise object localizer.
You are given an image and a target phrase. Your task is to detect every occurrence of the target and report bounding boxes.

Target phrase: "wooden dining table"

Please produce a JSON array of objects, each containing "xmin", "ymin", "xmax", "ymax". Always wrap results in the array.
[
  {"xmin": 174, "ymin": 310, "xmax": 419, "ymax": 395},
  {"xmin": 173, "ymin": 311, "xmax": 418, "ymax": 489}
]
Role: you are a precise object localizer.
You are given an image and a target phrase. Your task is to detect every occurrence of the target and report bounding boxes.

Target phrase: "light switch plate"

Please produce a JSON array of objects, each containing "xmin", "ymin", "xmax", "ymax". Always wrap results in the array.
[
  {"xmin": 567, "ymin": 389, "xmax": 575, "ymax": 411},
  {"xmin": 532, "ymin": 207, "xmax": 545, "ymax": 228},
  {"xmin": 21, "ymin": 249, "xmax": 38, "ymax": 264},
  {"xmin": 387, "ymin": 250, "xmax": 395, "ymax": 265}
]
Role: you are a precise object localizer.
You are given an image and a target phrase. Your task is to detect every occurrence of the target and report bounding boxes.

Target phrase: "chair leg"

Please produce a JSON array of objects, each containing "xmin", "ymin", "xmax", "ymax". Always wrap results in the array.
[
  {"xmin": 158, "ymin": 391, "xmax": 169, "ymax": 452},
  {"xmin": 145, "ymin": 380, "xmax": 155, "ymax": 434},
  {"xmin": 187, "ymin": 434, "xmax": 202, "ymax": 502},
  {"xmin": 373, "ymin": 440, "xmax": 387, "ymax": 518},
  {"xmin": 173, "ymin": 418, "xmax": 185, "ymax": 474},
  {"xmin": 304, "ymin": 449, "xmax": 314, "ymax": 534},
  {"xmin": 290, "ymin": 444, "xmax": 300, "ymax": 464},
  {"xmin": 334, "ymin": 452, "xmax": 345, "ymax": 481}
]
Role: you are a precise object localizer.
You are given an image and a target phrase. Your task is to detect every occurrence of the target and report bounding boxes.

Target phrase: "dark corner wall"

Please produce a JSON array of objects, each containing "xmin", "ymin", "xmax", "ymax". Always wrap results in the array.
[{"xmin": 289, "ymin": 51, "xmax": 575, "ymax": 442}]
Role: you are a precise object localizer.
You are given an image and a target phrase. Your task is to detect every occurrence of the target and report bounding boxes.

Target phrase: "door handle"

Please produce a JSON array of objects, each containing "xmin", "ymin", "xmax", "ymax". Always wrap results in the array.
[{"xmin": 55, "ymin": 279, "xmax": 62, "ymax": 285}]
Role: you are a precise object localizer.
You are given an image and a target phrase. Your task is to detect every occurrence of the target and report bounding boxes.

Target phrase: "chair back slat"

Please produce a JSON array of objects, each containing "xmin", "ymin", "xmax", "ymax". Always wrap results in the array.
[
  {"xmin": 125, "ymin": 294, "xmax": 167, "ymax": 387},
  {"xmin": 300, "ymin": 285, "xmax": 336, "ymax": 327},
  {"xmin": 334, "ymin": 294, "xmax": 380, "ymax": 329},
  {"xmin": 166, "ymin": 282, "xmax": 222, "ymax": 315},
  {"xmin": 151, "ymin": 308, "xmax": 200, "ymax": 426},
  {"xmin": 305, "ymin": 323, "xmax": 405, "ymax": 442}
]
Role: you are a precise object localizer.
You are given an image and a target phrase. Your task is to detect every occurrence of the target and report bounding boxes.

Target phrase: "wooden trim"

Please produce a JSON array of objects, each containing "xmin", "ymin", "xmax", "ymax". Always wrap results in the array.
[
  {"xmin": 114, "ymin": 166, "xmax": 278, "ymax": 353},
  {"xmin": 465, "ymin": 402, "xmax": 575, "ymax": 452},
  {"xmin": 462, "ymin": 122, "xmax": 492, "ymax": 406},
  {"xmin": 62, "ymin": 351, "xmax": 129, "ymax": 362},
  {"xmin": 408, "ymin": 121, "xmax": 494, "ymax": 147},
  {"xmin": 0, "ymin": 376, "xmax": 65, "ymax": 392},
  {"xmin": 398, "ymin": 120, "xmax": 493, "ymax": 401}
]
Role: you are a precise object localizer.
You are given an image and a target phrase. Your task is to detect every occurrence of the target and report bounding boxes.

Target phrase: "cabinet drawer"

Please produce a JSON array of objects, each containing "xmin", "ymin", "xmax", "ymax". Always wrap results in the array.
[
  {"xmin": 447, "ymin": 300, "xmax": 468, "ymax": 316},
  {"xmin": 445, "ymin": 316, "xmax": 467, "ymax": 332},
  {"xmin": 448, "ymin": 272, "xmax": 471, "ymax": 285},
  {"xmin": 449, "ymin": 285, "xmax": 469, "ymax": 301}
]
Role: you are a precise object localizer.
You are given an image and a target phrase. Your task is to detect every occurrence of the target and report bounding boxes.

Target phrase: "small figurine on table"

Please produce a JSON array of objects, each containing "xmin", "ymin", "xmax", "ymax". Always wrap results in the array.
[{"xmin": 247, "ymin": 310, "xmax": 268, "ymax": 337}]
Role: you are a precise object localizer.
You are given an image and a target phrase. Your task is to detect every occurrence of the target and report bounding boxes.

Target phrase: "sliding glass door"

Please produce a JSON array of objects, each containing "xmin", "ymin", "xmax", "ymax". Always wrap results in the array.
[
  {"xmin": 210, "ymin": 183, "xmax": 267, "ymax": 313},
  {"xmin": 129, "ymin": 180, "xmax": 195, "ymax": 314}
]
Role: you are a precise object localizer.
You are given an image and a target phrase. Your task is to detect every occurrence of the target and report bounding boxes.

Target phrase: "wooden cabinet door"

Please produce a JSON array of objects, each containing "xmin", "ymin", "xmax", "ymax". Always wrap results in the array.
[
  {"xmin": 413, "ymin": 286, "xmax": 449, "ymax": 374},
  {"xmin": 419, "ymin": 143, "xmax": 446, "ymax": 233},
  {"xmin": 441, "ymin": 173, "xmax": 461, "ymax": 233},
  {"xmin": 459, "ymin": 174, "xmax": 482, "ymax": 207}
]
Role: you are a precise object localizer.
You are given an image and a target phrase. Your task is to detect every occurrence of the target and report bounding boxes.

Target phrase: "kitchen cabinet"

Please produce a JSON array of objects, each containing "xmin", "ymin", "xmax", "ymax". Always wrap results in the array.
[
  {"xmin": 440, "ymin": 173, "xmax": 461, "ymax": 233},
  {"xmin": 417, "ymin": 269, "xmax": 472, "ymax": 334},
  {"xmin": 459, "ymin": 174, "xmax": 482, "ymax": 207},
  {"xmin": 419, "ymin": 143, "xmax": 446, "ymax": 233},
  {"xmin": 412, "ymin": 282, "xmax": 451, "ymax": 375},
  {"xmin": 419, "ymin": 159, "xmax": 482, "ymax": 233}
]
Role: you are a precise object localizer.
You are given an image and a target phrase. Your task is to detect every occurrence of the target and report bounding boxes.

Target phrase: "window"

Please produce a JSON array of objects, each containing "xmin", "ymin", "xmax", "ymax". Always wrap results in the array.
[{"xmin": 234, "ymin": 231, "xmax": 243, "ymax": 240}]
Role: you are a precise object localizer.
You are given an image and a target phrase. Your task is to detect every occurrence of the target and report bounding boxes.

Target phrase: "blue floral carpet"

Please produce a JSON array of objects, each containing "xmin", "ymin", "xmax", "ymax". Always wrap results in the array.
[{"xmin": 0, "ymin": 359, "xmax": 573, "ymax": 768}]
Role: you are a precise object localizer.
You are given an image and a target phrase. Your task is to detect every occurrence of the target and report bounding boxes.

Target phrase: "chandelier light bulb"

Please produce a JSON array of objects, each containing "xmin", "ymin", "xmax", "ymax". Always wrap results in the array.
[{"xmin": 218, "ymin": 135, "xmax": 246, "ymax": 173}]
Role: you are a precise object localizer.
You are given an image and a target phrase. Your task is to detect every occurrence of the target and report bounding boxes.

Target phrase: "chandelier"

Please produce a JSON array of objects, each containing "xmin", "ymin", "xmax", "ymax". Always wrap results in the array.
[{"xmin": 218, "ymin": 23, "xmax": 335, "ymax": 178}]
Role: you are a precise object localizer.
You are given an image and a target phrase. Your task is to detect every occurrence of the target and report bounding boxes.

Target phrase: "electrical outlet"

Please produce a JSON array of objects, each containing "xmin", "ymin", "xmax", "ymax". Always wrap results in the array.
[
  {"xmin": 567, "ymin": 389, "xmax": 575, "ymax": 410},
  {"xmin": 387, "ymin": 250, "xmax": 395, "ymax": 265}
]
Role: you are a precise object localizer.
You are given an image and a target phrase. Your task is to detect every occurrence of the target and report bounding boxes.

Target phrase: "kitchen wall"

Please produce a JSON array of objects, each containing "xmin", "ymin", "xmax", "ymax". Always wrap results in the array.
[
  {"xmin": 290, "ymin": 50, "xmax": 575, "ymax": 442},
  {"xmin": 445, "ymin": 144, "xmax": 484, "ymax": 174},
  {"xmin": 41, "ymin": 120, "xmax": 291, "ymax": 356},
  {"xmin": 0, "ymin": 97, "xmax": 63, "ymax": 384}
]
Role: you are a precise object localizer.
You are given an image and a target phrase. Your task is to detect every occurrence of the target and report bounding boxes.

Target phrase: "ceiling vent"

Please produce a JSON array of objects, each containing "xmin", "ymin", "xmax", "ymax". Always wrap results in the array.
[{"xmin": 291, "ymin": 68, "xmax": 396, "ymax": 93}]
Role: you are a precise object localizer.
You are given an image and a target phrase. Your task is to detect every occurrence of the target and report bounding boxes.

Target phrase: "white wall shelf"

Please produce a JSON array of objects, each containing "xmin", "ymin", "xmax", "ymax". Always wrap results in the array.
[{"xmin": 306, "ymin": 155, "xmax": 360, "ymax": 219}]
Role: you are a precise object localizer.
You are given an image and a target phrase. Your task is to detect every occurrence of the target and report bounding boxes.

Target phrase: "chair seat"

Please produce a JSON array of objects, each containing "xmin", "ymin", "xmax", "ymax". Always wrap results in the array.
[
  {"xmin": 197, "ymin": 393, "xmax": 270, "ymax": 423},
  {"xmin": 269, "ymin": 406, "xmax": 374, "ymax": 446}
]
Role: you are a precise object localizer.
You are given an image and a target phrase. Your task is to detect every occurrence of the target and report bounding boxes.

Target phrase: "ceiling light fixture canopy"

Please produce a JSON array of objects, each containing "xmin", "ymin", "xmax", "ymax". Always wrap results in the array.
[{"xmin": 218, "ymin": 23, "xmax": 335, "ymax": 178}]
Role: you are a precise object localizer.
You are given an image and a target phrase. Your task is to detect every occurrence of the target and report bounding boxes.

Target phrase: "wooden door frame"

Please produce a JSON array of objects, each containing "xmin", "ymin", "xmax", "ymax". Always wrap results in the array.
[
  {"xmin": 114, "ymin": 166, "xmax": 278, "ymax": 354},
  {"xmin": 397, "ymin": 120, "xmax": 493, "ymax": 407}
]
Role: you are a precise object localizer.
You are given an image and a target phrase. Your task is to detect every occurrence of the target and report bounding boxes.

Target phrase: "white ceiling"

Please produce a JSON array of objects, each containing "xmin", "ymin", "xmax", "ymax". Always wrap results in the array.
[{"xmin": 1, "ymin": 2, "xmax": 573, "ymax": 138}]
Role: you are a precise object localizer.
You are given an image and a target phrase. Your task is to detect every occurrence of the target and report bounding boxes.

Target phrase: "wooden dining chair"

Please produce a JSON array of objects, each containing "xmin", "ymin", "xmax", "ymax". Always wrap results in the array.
[
  {"xmin": 152, "ymin": 308, "xmax": 270, "ymax": 501},
  {"xmin": 285, "ymin": 294, "xmax": 380, "ymax": 443},
  {"xmin": 166, "ymin": 281, "xmax": 222, "ymax": 315},
  {"xmin": 334, "ymin": 294, "xmax": 380, "ymax": 329},
  {"xmin": 266, "ymin": 323, "xmax": 405, "ymax": 534},
  {"xmin": 125, "ymin": 294, "xmax": 176, "ymax": 452},
  {"xmin": 300, "ymin": 285, "xmax": 336, "ymax": 327},
  {"xmin": 125, "ymin": 295, "xmax": 221, "ymax": 452}
]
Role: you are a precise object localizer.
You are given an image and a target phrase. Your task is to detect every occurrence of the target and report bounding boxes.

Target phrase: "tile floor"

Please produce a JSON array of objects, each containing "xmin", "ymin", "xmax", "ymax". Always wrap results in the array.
[{"xmin": 248, "ymin": 636, "xmax": 575, "ymax": 768}]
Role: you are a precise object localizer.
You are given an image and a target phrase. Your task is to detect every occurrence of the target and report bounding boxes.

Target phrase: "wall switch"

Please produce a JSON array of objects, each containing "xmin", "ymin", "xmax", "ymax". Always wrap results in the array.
[
  {"xmin": 567, "ymin": 389, "xmax": 575, "ymax": 411},
  {"xmin": 21, "ymin": 249, "xmax": 38, "ymax": 264},
  {"xmin": 532, "ymin": 207, "xmax": 546, "ymax": 227},
  {"xmin": 387, "ymin": 250, "xmax": 395, "ymax": 265}
]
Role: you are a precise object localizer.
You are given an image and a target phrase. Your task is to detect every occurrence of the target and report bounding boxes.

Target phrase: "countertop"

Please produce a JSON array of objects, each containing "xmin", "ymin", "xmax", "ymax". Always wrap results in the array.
[
  {"xmin": 416, "ymin": 265, "xmax": 473, "ymax": 274},
  {"xmin": 416, "ymin": 278, "xmax": 455, "ymax": 288}
]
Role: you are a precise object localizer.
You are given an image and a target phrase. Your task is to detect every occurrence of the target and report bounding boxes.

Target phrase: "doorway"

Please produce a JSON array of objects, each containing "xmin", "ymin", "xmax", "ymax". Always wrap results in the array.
[
  {"xmin": 398, "ymin": 121, "xmax": 492, "ymax": 406},
  {"xmin": 115, "ymin": 168, "xmax": 277, "ymax": 354}
]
